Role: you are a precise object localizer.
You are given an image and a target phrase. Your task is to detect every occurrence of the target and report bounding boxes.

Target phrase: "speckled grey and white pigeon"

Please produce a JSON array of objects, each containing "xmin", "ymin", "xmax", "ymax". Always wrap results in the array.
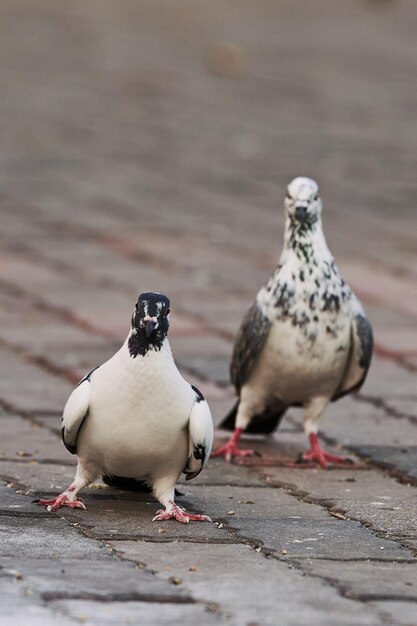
[
  {"xmin": 35, "ymin": 292, "xmax": 214, "ymax": 523},
  {"xmin": 212, "ymin": 177, "xmax": 373, "ymax": 467}
]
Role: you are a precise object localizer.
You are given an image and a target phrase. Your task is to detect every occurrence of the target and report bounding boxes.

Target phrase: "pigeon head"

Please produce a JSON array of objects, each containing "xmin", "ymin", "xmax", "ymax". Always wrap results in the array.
[
  {"xmin": 129, "ymin": 292, "xmax": 171, "ymax": 356},
  {"xmin": 285, "ymin": 177, "xmax": 322, "ymax": 226}
]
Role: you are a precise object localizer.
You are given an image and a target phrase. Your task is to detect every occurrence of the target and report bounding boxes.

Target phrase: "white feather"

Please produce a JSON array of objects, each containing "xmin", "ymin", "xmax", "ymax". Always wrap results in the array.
[
  {"xmin": 61, "ymin": 380, "xmax": 91, "ymax": 451},
  {"xmin": 186, "ymin": 399, "xmax": 214, "ymax": 475}
]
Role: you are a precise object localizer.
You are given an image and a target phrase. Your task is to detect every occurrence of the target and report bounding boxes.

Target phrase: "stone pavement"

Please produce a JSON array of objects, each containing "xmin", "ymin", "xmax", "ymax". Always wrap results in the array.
[{"xmin": 0, "ymin": 1, "xmax": 417, "ymax": 624}]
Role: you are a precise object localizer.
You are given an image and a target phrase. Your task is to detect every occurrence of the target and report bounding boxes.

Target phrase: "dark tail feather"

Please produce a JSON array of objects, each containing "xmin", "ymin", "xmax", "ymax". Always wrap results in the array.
[
  {"xmin": 102, "ymin": 475, "xmax": 151, "ymax": 492},
  {"xmin": 102, "ymin": 475, "xmax": 183, "ymax": 497},
  {"xmin": 219, "ymin": 402, "xmax": 287, "ymax": 435}
]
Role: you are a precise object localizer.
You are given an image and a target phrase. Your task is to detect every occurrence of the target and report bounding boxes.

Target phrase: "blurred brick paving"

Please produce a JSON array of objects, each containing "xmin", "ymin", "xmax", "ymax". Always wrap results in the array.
[{"xmin": 0, "ymin": 1, "xmax": 416, "ymax": 625}]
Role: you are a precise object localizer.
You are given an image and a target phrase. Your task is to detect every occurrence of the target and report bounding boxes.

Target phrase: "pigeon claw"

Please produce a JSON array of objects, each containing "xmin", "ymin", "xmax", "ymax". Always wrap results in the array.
[
  {"xmin": 34, "ymin": 494, "xmax": 86, "ymax": 512},
  {"xmin": 152, "ymin": 503, "xmax": 211, "ymax": 524},
  {"xmin": 301, "ymin": 433, "xmax": 355, "ymax": 469},
  {"xmin": 211, "ymin": 443, "xmax": 256, "ymax": 463}
]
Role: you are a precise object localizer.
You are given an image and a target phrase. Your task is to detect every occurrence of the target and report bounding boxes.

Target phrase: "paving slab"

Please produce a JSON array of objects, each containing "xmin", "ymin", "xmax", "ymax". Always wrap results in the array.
[
  {"xmin": 179, "ymin": 485, "xmax": 413, "ymax": 562},
  {"xmin": 0, "ymin": 348, "xmax": 72, "ymax": 414},
  {"xmin": 0, "ymin": 413, "xmax": 70, "ymax": 465},
  {"xmin": 111, "ymin": 542, "xmax": 387, "ymax": 626},
  {"xmin": 0, "ymin": 579, "xmax": 75, "ymax": 626},
  {"xmin": 0, "ymin": 556, "xmax": 191, "ymax": 603},
  {"xmin": 305, "ymin": 560, "xmax": 417, "ymax": 602},
  {"xmin": 353, "ymin": 446, "xmax": 417, "ymax": 483},
  {"xmin": 261, "ymin": 468, "xmax": 417, "ymax": 543},
  {"xmin": 46, "ymin": 492, "xmax": 236, "ymax": 544},
  {"xmin": 0, "ymin": 290, "xmax": 107, "ymax": 364},
  {"xmin": 369, "ymin": 601, "xmax": 417, "ymax": 626},
  {"xmin": 50, "ymin": 600, "xmax": 221, "ymax": 626},
  {"xmin": 0, "ymin": 483, "xmax": 58, "ymax": 518},
  {"xmin": 0, "ymin": 515, "xmax": 108, "ymax": 560},
  {"xmin": 0, "ymin": 460, "xmax": 76, "ymax": 494}
]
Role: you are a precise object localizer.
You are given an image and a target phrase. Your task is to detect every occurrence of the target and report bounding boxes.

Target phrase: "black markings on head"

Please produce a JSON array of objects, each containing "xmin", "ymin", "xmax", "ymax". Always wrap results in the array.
[{"xmin": 129, "ymin": 291, "xmax": 171, "ymax": 358}]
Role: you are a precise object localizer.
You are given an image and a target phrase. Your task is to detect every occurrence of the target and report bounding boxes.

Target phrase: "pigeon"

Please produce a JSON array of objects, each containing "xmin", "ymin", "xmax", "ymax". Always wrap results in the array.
[
  {"xmin": 35, "ymin": 292, "xmax": 214, "ymax": 523},
  {"xmin": 212, "ymin": 177, "xmax": 373, "ymax": 467}
]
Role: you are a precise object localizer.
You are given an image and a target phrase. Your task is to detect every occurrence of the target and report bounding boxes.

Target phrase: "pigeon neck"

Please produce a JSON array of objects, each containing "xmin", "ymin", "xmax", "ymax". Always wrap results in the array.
[
  {"xmin": 128, "ymin": 328, "xmax": 167, "ymax": 358},
  {"xmin": 282, "ymin": 215, "xmax": 331, "ymax": 264}
]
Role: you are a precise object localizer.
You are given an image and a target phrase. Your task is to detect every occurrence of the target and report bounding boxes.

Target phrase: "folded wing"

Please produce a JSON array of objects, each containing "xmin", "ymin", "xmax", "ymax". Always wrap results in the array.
[
  {"xmin": 333, "ymin": 309, "xmax": 373, "ymax": 401},
  {"xmin": 61, "ymin": 367, "xmax": 98, "ymax": 454},
  {"xmin": 183, "ymin": 385, "xmax": 214, "ymax": 481},
  {"xmin": 230, "ymin": 301, "xmax": 271, "ymax": 392}
]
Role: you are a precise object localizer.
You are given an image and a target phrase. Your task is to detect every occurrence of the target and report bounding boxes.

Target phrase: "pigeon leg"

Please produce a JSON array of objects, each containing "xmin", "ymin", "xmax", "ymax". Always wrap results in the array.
[
  {"xmin": 302, "ymin": 433, "xmax": 354, "ymax": 468},
  {"xmin": 152, "ymin": 482, "xmax": 211, "ymax": 523},
  {"xmin": 211, "ymin": 427, "xmax": 255, "ymax": 462},
  {"xmin": 302, "ymin": 398, "xmax": 354, "ymax": 468},
  {"xmin": 33, "ymin": 463, "xmax": 94, "ymax": 512}
]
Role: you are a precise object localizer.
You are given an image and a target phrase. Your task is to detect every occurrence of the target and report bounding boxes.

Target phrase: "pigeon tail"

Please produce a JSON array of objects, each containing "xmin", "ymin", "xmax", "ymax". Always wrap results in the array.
[
  {"xmin": 102, "ymin": 475, "xmax": 152, "ymax": 492},
  {"xmin": 102, "ymin": 475, "xmax": 184, "ymax": 497}
]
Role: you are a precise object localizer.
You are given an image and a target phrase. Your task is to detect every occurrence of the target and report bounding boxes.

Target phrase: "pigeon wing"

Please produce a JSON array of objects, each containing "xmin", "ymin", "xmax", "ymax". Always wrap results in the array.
[
  {"xmin": 61, "ymin": 367, "xmax": 98, "ymax": 454},
  {"xmin": 333, "ymin": 311, "xmax": 373, "ymax": 401},
  {"xmin": 183, "ymin": 385, "xmax": 214, "ymax": 481},
  {"xmin": 230, "ymin": 301, "xmax": 271, "ymax": 392}
]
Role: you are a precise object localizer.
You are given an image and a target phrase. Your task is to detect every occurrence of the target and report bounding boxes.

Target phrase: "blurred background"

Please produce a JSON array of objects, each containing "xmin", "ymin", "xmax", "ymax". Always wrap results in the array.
[
  {"xmin": 0, "ymin": 0, "xmax": 416, "ymax": 410},
  {"xmin": 1, "ymin": 6, "xmax": 417, "ymax": 621}
]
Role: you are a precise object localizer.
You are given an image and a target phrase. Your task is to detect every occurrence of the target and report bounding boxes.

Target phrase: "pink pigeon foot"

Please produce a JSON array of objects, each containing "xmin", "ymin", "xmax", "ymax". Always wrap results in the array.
[
  {"xmin": 211, "ymin": 427, "xmax": 256, "ymax": 462},
  {"xmin": 301, "ymin": 433, "xmax": 354, "ymax": 469},
  {"xmin": 152, "ymin": 502, "xmax": 211, "ymax": 524},
  {"xmin": 34, "ymin": 485, "xmax": 86, "ymax": 512}
]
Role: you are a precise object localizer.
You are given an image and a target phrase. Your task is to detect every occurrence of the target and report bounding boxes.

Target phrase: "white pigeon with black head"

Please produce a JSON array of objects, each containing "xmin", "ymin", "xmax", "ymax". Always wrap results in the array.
[
  {"xmin": 213, "ymin": 177, "xmax": 373, "ymax": 467},
  {"xmin": 35, "ymin": 292, "xmax": 214, "ymax": 523}
]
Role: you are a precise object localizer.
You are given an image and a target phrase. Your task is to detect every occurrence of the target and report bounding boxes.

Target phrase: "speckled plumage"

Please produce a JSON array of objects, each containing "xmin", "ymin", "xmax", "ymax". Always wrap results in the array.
[{"xmin": 217, "ymin": 177, "xmax": 373, "ymax": 464}]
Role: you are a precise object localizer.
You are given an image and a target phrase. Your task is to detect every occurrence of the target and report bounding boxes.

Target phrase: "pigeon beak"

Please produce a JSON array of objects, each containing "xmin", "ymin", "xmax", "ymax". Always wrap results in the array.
[
  {"xmin": 145, "ymin": 319, "xmax": 157, "ymax": 337},
  {"xmin": 143, "ymin": 316, "xmax": 158, "ymax": 337},
  {"xmin": 295, "ymin": 205, "xmax": 308, "ymax": 222}
]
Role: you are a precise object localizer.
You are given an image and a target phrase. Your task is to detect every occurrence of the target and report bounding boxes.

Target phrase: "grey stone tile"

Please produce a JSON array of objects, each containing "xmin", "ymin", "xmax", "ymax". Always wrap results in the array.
[
  {"xmin": 179, "ymin": 485, "xmax": 414, "ymax": 562},
  {"xmin": 353, "ymin": 446, "xmax": 417, "ymax": 483},
  {"xmin": 0, "ymin": 460, "xmax": 76, "ymax": 494},
  {"xmin": 49, "ymin": 600, "xmax": 220, "ymax": 626},
  {"xmin": 260, "ymin": 467, "xmax": 417, "ymax": 543},
  {"xmin": 0, "ymin": 515, "xmax": 108, "ymax": 560},
  {"xmin": 48, "ymin": 492, "xmax": 235, "ymax": 544},
  {"xmin": 369, "ymin": 601, "xmax": 417, "ymax": 626},
  {"xmin": 0, "ymin": 557, "xmax": 191, "ymax": 603},
  {"xmin": 111, "ymin": 542, "xmax": 386, "ymax": 626},
  {"xmin": 0, "ymin": 579, "xmax": 75, "ymax": 626},
  {"xmin": 0, "ymin": 349, "xmax": 72, "ymax": 414},
  {"xmin": 305, "ymin": 561, "xmax": 417, "ymax": 602},
  {"xmin": 0, "ymin": 414, "xmax": 69, "ymax": 464}
]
